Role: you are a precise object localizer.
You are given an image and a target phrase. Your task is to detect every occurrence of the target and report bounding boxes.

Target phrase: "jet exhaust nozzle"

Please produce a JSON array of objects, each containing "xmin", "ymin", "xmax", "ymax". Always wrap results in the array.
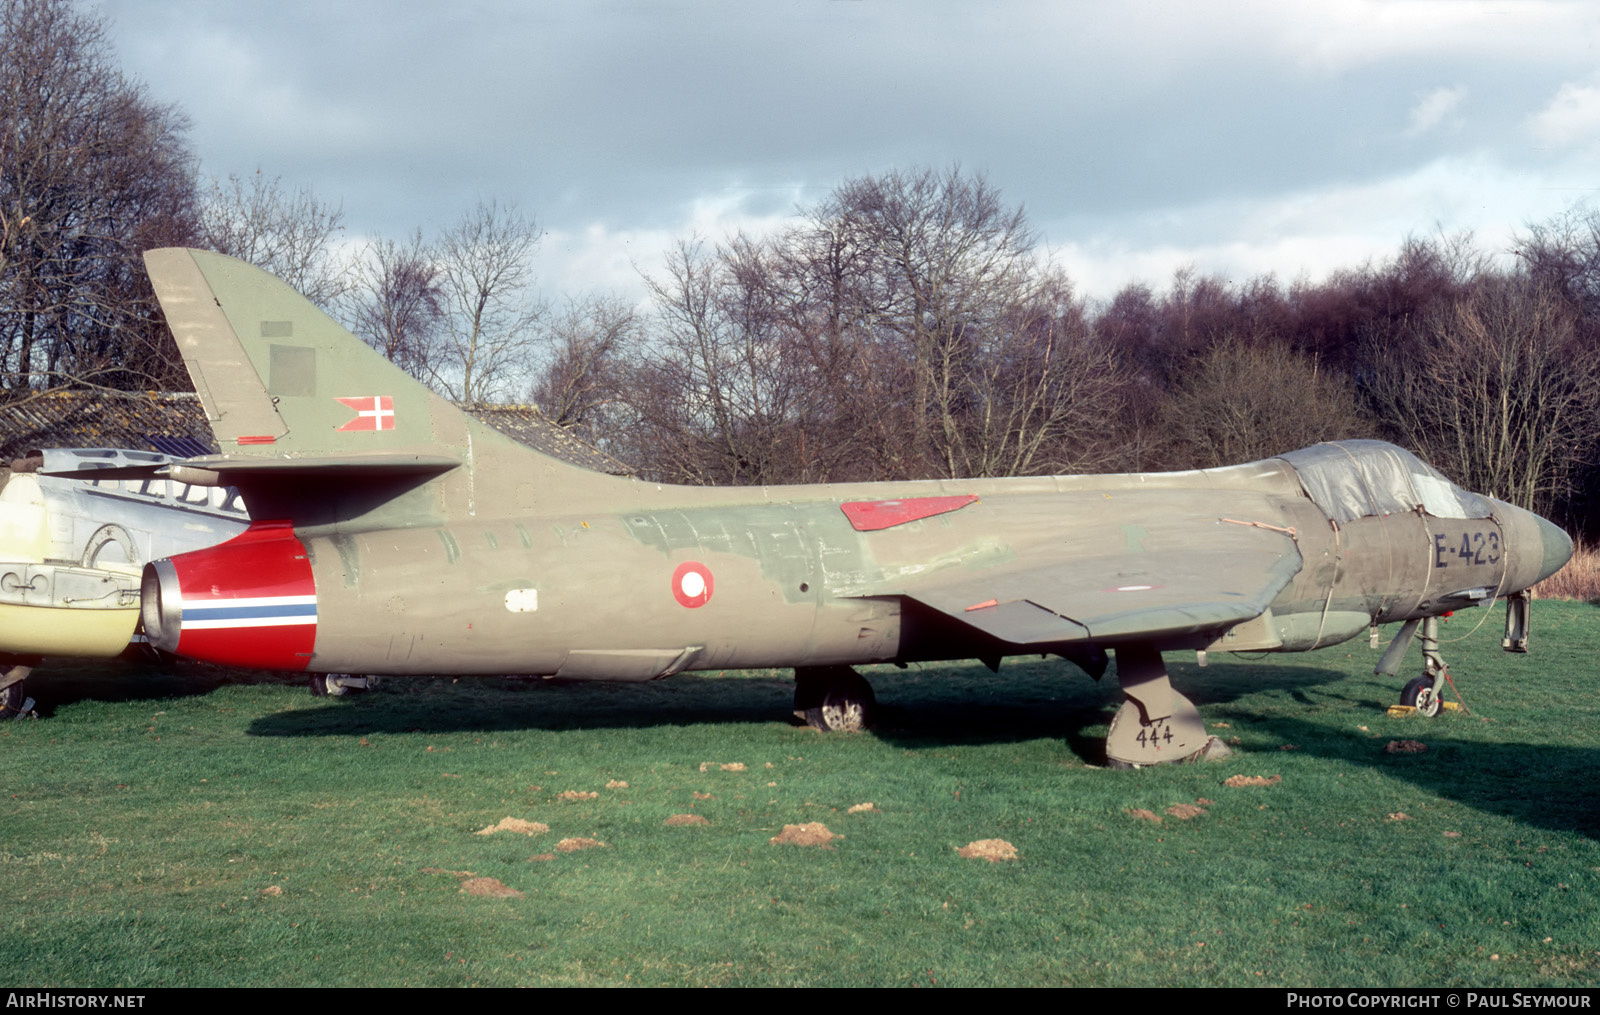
[{"xmin": 137, "ymin": 521, "xmax": 319, "ymax": 670}]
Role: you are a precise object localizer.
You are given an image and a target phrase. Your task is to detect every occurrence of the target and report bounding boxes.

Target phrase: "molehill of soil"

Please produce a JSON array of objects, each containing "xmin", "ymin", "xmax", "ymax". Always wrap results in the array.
[
  {"xmin": 957, "ymin": 839, "xmax": 1018, "ymax": 862},
  {"xmin": 770, "ymin": 823, "xmax": 837, "ymax": 847}
]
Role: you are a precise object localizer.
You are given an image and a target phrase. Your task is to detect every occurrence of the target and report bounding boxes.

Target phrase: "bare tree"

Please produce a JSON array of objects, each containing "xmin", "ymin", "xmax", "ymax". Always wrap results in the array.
[
  {"xmin": 531, "ymin": 292, "xmax": 640, "ymax": 446},
  {"xmin": 634, "ymin": 238, "xmax": 809, "ymax": 484},
  {"xmin": 201, "ymin": 170, "xmax": 347, "ymax": 308},
  {"xmin": 816, "ymin": 166, "xmax": 1039, "ymax": 476},
  {"xmin": 1365, "ymin": 274, "xmax": 1600, "ymax": 520},
  {"xmin": 0, "ymin": 0, "xmax": 199, "ymax": 395},
  {"xmin": 1159, "ymin": 340, "xmax": 1374, "ymax": 469},
  {"xmin": 433, "ymin": 200, "xmax": 543, "ymax": 403},
  {"xmin": 622, "ymin": 169, "xmax": 1132, "ymax": 484},
  {"xmin": 941, "ymin": 269, "xmax": 1129, "ymax": 478},
  {"xmin": 1515, "ymin": 204, "xmax": 1600, "ymax": 321},
  {"xmin": 346, "ymin": 229, "xmax": 443, "ymax": 381}
]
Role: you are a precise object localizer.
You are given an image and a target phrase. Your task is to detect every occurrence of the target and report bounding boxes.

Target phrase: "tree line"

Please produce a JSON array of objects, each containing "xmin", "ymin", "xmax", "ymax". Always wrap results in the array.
[{"xmin": 5, "ymin": 0, "xmax": 1600, "ymax": 537}]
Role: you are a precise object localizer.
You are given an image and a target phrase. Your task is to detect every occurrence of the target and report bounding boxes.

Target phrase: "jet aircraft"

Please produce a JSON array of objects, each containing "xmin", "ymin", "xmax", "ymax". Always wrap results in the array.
[{"xmin": 123, "ymin": 249, "xmax": 1571, "ymax": 765}]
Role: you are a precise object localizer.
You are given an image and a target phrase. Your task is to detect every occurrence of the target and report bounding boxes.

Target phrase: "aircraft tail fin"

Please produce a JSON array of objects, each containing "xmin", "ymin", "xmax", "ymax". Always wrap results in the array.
[
  {"xmin": 144, "ymin": 248, "xmax": 621, "ymax": 525},
  {"xmin": 146, "ymin": 248, "xmax": 472, "ymax": 459}
]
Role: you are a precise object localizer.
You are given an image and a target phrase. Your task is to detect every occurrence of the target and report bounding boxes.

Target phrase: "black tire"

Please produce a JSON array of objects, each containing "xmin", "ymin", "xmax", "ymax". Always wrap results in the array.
[
  {"xmin": 1400, "ymin": 676, "xmax": 1442, "ymax": 718},
  {"xmin": 309, "ymin": 673, "xmax": 330, "ymax": 697}
]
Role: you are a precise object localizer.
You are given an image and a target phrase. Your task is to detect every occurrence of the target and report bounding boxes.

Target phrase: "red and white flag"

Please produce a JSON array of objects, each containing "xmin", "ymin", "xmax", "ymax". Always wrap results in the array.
[{"xmin": 335, "ymin": 395, "xmax": 395, "ymax": 431}]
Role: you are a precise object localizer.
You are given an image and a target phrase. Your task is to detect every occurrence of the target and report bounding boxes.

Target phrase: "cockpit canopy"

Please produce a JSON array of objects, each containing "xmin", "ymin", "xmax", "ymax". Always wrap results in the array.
[{"xmin": 1278, "ymin": 440, "xmax": 1493, "ymax": 523}]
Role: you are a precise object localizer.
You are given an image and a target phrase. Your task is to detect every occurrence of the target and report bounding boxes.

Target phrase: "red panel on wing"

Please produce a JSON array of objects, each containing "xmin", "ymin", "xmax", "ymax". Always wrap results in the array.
[{"xmin": 840, "ymin": 494, "xmax": 979, "ymax": 532}]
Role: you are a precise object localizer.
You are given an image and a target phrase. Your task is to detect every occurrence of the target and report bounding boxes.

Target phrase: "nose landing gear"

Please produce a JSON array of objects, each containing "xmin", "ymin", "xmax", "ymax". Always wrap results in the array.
[{"xmin": 1379, "ymin": 616, "xmax": 1458, "ymax": 717}]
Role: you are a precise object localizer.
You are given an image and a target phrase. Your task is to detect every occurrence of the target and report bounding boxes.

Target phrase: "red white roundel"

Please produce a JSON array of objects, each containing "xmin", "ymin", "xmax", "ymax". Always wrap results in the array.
[{"xmin": 671, "ymin": 561, "xmax": 714, "ymax": 608}]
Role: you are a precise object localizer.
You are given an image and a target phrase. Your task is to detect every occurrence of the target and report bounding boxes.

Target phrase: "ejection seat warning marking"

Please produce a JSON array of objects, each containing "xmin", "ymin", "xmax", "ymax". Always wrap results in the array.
[
  {"xmin": 335, "ymin": 395, "xmax": 396, "ymax": 431},
  {"xmin": 505, "ymin": 589, "xmax": 537, "ymax": 613},
  {"xmin": 672, "ymin": 561, "xmax": 714, "ymax": 608}
]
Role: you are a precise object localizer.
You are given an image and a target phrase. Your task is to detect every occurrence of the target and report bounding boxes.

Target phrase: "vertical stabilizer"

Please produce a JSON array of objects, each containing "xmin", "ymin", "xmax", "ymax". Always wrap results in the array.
[
  {"xmin": 146, "ymin": 248, "xmax": 456, "ymax": 459},
  {"xmin": 145, "ymin": 248, "xmax": 628, "ymax": 527}
]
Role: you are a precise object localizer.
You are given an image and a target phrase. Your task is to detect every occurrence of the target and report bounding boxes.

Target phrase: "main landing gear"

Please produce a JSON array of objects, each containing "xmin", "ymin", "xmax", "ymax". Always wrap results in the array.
[
  {"xmin": 0, "ymin": 657, "xmax": 34, "ymax": 719},
  {"xmin": 309, "ymin": 673, "xmax": 380, "ymax": 697},
  {"xmin": 1105, "ymin": 644, "xmax": 1229, "ymax": 768},
  {"xmin": 793, "ymin": 665, "xmax": 876, "ymax": 732}
]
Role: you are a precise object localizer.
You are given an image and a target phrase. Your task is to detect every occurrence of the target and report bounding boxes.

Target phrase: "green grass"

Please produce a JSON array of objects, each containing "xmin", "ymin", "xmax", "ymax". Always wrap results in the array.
[{"xmin": 4, "ymin": 603, "xmax": 1599, "ymax": 987}]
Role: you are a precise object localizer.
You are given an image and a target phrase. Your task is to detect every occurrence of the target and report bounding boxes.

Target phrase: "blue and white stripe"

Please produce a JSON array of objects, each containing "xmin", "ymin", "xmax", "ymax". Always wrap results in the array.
[{"xmin": 180, "ymin": 594, "xmax": 318, "ymax": 630}]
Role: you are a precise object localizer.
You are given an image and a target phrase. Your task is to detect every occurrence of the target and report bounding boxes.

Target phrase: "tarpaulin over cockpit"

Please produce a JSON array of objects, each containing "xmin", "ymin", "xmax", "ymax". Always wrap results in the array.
[{"xmin": 1278, "ymin": 440, "xmax": 1492, "ymax": 522}]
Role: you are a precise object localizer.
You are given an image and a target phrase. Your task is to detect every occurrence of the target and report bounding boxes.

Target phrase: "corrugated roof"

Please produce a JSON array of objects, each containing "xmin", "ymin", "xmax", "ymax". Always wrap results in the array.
[
  {"xmin": 0, "ymin": 391, "xmax": 217, "ymax": 462},
  {"xmin": 459, "ymin": 403, "xmax": 631, "ymax": 476},
  {"xmin": 0, "ymin": 391, "xmax": 631, "ymax": 475}
]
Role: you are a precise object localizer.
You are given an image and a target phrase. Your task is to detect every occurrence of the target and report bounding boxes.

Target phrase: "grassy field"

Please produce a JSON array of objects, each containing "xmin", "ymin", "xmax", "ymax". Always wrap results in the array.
[{"xmin": 4, "ymin": 602, "xmax": 1598, "ymax": 987}]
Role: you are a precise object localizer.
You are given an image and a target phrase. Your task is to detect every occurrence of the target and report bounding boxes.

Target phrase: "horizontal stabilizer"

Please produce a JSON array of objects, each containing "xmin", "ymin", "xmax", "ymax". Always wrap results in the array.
[
  {"xmin": 42, "ymin": 453, "xmax": 459, "ymax": 484},
  {"xmin": 179, "ymin": 453, "xmax": 460, "ymax": 476}
]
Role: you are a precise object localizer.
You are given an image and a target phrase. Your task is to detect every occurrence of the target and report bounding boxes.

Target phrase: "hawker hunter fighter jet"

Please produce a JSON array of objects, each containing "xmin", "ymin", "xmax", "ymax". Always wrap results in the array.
[{"xmin": 126, "ymin": 249, "xmax": 1571, "ymax": 766}]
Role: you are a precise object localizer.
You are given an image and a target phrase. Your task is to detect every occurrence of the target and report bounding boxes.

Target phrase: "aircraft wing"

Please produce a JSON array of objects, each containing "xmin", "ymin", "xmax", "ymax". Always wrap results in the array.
[{"xmin": 882, "ymin": 522, "xmax": 1302, "ymax": 647}]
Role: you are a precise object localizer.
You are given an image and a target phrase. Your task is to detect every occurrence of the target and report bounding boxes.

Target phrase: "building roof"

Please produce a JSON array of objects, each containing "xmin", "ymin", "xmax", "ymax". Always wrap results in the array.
[
  {"xmin": 0, "ymin": 391, "xmax": 630, "ymax": 475},
  {"xmin": 461, "ymin": 403, "xmax": 630, "ymax": 475},
  {"xmin": 1, "ymin": 391, "xmax": 217, "ymax": 462}
]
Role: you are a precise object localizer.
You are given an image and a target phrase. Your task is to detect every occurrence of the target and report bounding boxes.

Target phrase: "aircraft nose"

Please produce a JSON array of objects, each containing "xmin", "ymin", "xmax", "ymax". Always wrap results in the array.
[{"xmin": 1535, "ymin": 513, "xmax": 1574, "ymax": 585}]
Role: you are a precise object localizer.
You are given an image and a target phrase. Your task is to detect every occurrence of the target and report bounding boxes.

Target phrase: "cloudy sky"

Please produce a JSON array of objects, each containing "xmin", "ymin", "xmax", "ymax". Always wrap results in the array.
[{"xmin": 102, "ymin": 0, "xmax": 1600, "ymax": 305}]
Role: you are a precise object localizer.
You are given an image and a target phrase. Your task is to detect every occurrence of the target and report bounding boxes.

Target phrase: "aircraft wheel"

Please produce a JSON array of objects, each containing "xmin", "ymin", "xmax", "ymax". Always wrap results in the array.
[
  {"xmin": 805, "ymin": 672, "xmax": 876, "ymax": 733},
  {"xmin": 309, "ymin": 673, "xmax": 348, "ymax": 697},
  {"xmin": 0, "ymin": 679, "xmax": 25, "ymax": 718},
  {"xmin": 1400, "ymin": 676, "xmax": 1442, "ymax": 718},
  {"xmin": 311, "ymin": 673, "xmax": 375, "ymax": 697}
]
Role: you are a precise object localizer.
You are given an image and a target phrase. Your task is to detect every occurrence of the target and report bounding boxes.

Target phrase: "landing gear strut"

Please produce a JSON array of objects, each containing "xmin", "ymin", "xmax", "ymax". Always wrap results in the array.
[
  {"xmin": 1105, "ymin": 644, "xmax": 1227, "ymax": 767},
  {"xmin": 793, "ymin": 665, "xmax": 876, "ymax": 732},
  {"xmin": 1502, "ymin": 591, "xmax": 1530, "ymax": 653},
  {"xmin": 1377, "ymin": 616, "xmax": 1449, "ymax": 717}
]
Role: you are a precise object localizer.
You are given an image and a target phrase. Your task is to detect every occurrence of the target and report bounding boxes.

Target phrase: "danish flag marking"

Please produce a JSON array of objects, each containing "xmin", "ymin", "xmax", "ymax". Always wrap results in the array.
[{"xmin": 336, "ymin": 395, "xmax": 395, "ymax": 431}]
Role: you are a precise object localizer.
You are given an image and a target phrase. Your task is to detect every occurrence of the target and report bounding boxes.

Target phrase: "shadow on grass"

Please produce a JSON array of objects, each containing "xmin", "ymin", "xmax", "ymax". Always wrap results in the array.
[
  {"xmin": 1243, "ymin": 712, "xmax": 1600, "ymax": 839},
  {"xmin": 29, "ymin": 654, "xmax": 1345, "ymax": 765},
  {"xmin": 236, "ymin": 657, "xmax": 1600, "ymax": 837},
  {"xmin": 234, "ymin": 658, "xmax": 1347, "ymax": 763},
  {"xmin": 20, "ymin": 655, "xmax": 313, "ymax": 714}
]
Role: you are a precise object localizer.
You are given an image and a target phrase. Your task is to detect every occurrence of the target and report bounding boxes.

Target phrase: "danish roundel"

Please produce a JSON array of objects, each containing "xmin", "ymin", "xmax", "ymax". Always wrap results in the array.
[{"xmin": 671, "ymin": 561, "xmax": 714, "ymax": 608}]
